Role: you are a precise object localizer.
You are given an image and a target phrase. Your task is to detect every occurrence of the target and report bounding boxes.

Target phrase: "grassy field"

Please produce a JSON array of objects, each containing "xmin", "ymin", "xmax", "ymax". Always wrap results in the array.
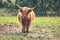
[
  {"xmin": 0, "ymin": 16, "xmax": 60, "ymax": 40},
  {"xmin": 0, "ymin": 17, "xmax": 60, "ymax": 27}
]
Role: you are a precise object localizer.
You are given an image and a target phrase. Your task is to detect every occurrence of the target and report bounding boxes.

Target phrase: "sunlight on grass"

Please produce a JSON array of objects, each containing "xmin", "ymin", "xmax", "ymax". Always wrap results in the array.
[
  {"xmin": 0, "ymin": 16, "xmax": 18, "ymax": 24},
  {"xmin": 0, "ymin": 17, "xmax": 60, "ymax": 38}
]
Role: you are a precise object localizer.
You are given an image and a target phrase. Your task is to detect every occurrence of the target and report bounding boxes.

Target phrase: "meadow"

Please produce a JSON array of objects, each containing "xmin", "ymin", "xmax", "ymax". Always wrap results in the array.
[{"xmin": 0, "ymin": 16, "xmax": 60, "ymax": 40}]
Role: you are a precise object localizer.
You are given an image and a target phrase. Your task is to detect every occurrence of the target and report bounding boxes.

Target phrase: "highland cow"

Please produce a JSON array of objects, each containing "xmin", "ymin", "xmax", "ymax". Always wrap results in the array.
[{"xmin": 17, "ymin": 5, "xmax": 35, "ymax": 33}]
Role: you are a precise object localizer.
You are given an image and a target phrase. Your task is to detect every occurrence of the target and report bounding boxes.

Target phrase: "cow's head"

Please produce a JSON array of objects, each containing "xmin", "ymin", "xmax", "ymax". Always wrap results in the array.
[{"xmin": 17, "ymin": 4, "xmax": 35, "ymax": 18}]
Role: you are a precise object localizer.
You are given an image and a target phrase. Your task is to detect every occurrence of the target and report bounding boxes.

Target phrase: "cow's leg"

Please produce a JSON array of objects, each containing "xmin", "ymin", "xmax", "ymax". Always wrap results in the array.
[
  {"xmin": 26, "ymin": 21, "xmax": 30, "ymax": 33},
  {"xmin": 22, "ymin": 25, "xmax": 25, "ymax": 33},
  {"xmin": 26, "ymin": 26, "xmax": 29, "ymax": 33}
]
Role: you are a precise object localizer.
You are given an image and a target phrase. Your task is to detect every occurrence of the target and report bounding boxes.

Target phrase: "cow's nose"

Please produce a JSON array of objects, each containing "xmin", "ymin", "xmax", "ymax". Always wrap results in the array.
[
  {"xmin": 24, "ymin": 15, "xmax": 26, "ymax": 17},
  {"xmin": 23, "ymin": 15, "xmax": 26, "ymax": 18}
]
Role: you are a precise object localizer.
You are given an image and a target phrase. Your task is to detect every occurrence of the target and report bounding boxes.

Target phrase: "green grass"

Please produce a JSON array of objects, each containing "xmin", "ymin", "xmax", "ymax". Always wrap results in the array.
[
  {"xmin": 0, "ymin": 16, "xmax": 18, "ymax": 24},
  {"xmin": 0, "ymin": 16, "xmax": 60, "ymax": 30},
  {"xmin": 0, "ymin": 35, "xmax": 26, "ymax": 40},
  {"xmin": 0, "ymin": 16, "xmax": 60, "ymax": 40}
]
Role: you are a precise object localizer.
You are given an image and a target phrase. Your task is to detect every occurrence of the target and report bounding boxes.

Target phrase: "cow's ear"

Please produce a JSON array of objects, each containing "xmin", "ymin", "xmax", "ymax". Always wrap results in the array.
[
  {"xmin": 20, "ymin": 9, "xmax": 23, "ymax": 13},
  {"xmin": 28, "ymin": 9, "xmax": 32, "ymax": 13}
]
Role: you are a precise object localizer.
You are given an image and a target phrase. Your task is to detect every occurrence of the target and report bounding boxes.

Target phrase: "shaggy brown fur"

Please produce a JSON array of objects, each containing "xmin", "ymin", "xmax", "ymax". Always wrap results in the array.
[{"xmin": 17, "ymin": 6, "xmax": 35, "ymax": 33}]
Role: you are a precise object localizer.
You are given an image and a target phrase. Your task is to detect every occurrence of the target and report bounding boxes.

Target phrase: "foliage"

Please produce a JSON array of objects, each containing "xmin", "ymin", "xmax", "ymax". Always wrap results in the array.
[{"xmin": 0, "ymin": 0, "xmax": 60, "ymax": 16}]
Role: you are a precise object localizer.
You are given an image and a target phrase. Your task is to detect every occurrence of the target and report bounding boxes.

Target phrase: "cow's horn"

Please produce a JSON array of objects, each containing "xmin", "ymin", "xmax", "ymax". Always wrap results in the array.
[
  {"xmin": 16, "ymin": 4, "xmax": 23, "ymax": 9},
  {"xmin": 30, "ymin": 7, "xmax": 35, "ymax": 10}
]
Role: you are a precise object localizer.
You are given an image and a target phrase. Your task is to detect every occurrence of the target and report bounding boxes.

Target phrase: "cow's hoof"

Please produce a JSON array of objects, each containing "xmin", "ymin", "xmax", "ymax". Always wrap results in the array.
[
  {"xmin": 26, "ymin": 31, "xmax": 29, "ymax": 33},
  {"xmin": 22, "ymin": 31, "xmax": 25, "ymax": 33}
]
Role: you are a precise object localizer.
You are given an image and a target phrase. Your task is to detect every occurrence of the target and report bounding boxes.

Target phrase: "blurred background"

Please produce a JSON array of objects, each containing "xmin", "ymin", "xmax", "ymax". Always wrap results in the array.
[{"xmin": 0, "ymin": 0, "xmax": 60, "ymax": 16}]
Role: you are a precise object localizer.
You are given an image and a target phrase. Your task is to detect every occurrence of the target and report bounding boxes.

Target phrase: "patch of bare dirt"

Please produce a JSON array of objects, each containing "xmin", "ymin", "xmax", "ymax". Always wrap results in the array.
[{"xmin": 0, "ymin": 23, "xmax": 60, "ymax": 40}]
